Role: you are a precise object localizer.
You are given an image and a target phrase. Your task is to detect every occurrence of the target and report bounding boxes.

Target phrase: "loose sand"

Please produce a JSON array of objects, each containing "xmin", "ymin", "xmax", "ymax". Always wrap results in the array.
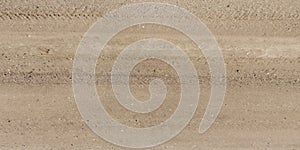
[{"xmin": 0, "ymin": 1, "xmax": 299, "ymax": 149}]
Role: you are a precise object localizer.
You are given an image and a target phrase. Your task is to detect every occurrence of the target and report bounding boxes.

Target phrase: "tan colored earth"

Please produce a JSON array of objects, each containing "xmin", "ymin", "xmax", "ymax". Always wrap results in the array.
[{"xmin": 0, "ymin": 0, "xmax": 299, "ymax": 150}]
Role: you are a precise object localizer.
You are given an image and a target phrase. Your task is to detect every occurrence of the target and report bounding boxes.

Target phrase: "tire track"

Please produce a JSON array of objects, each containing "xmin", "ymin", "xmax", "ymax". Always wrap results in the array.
[{"xmin": 0, "ymin": 1, "xmax": 299, "ymax": 21}]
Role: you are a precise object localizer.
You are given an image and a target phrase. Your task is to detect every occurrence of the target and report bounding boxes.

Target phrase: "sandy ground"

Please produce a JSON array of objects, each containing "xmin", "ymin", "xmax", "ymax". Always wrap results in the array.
[{"xmin": 0, "ymin": 0, "xmax": 299, "ymax": 150}]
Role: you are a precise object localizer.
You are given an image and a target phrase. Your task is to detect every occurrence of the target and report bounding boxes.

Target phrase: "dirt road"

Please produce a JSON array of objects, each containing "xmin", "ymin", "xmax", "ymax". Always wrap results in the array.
[{"xmin": 0, "ymin": 1, "xmax": 299, "ymax": 149}]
